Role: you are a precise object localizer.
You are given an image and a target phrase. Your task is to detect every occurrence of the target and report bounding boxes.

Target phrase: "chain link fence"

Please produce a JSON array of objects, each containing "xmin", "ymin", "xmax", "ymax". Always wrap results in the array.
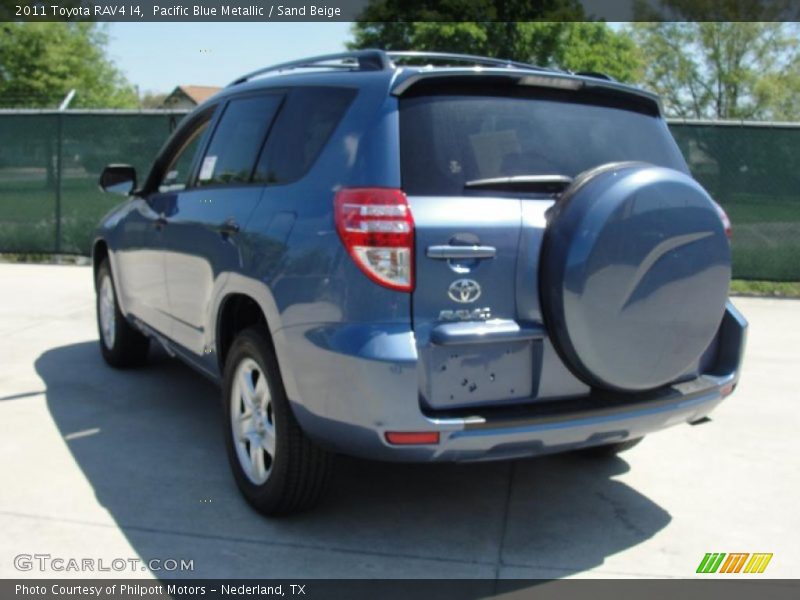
[
  {"xmin": 0, "ymin": 110, "xmax": 186, "ymax": 255},
  {"xmin": 1, "ymin": 110, "xmax": 798, "ymax": 280},
  {"xmin": 669, "ymin": 120, "xmax": 800, "ymax": 281}
]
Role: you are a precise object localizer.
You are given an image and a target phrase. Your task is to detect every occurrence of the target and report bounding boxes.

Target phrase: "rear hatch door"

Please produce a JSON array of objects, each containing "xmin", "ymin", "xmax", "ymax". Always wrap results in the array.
[{"xmin": 399, "ymin": 82, "xmax": 693, "ymax": 410}]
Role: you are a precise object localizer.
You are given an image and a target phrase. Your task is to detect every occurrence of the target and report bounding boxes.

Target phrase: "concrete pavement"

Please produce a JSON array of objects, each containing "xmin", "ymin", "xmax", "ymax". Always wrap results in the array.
[{"xmin": 1, "ymin": 263, "xmax": 798, "ymax": 579}]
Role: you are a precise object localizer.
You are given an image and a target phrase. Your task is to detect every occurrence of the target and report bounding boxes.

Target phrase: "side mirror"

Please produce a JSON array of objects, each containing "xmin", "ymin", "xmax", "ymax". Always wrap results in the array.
[{"xmin": 99, "ymin": 164, "xmax": 137, "ymax": 195}]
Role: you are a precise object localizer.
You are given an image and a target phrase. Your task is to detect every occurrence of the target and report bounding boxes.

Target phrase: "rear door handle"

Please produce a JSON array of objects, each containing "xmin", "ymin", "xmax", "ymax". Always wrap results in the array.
[
  {"xmin": 426, "ymin": 245, "xmax": 496, "ymax": 260},
  {"xmin": 218, "ymin": 218, "xmax": 240, "ymax": 236}
]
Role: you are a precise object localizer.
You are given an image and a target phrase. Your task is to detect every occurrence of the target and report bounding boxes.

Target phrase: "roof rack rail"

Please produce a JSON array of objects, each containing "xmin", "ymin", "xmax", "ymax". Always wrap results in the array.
[
  {"xmin": 385, "ymin": 51, "xmax": 555, "ymax": 73},
  {"xmin": 227, "ymin": 49, "xmax": 392, "ymax": 86},
  {"xmin": 227, "ymin": 49, "xmax": 558, "ymax": 88},
  {"xmin": 574, "ymin": 71, "xmax": 617, "ymax": 82}
]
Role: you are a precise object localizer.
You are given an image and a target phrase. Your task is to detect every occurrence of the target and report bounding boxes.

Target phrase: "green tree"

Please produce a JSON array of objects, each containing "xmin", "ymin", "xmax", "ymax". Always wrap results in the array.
[
  {"xmin": 0, "ymin": 23, "xmax": 138, "ymax": 108},
  {"xmin": 631, "ymin": 21, "xmax": 800, "ymax": 120},
  {"xmin": 348, "ymin": 2, "xmax": 643, "ymax": 82},
  {"xmin": 633, "ymin": 0, "xmax": 798, "ymax": 22},
  {"xmin": 553, "ymin": 22, "xmax": 642, "ymax": 81},
  {"xmin": 631, "ymin": 4, "xmax": 800, "ymax": 205},
  {"xmin": 139, "ymin": 91, "xmax": 168, "ymax": 109}
]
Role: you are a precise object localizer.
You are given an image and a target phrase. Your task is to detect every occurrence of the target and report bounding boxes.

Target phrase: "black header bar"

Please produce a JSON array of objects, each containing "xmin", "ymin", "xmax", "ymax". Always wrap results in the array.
[{"xmin": 2, "ymin": 0, "xmax": 799, "ymax": 22}]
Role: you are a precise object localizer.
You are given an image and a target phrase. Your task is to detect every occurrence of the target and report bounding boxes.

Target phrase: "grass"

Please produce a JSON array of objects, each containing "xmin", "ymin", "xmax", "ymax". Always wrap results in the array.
[
  {"xmin": 2, "ymin": 173, "xmax": 799, "ymax": 282},
  {"xmin": 730, "ymin": 280, "xmax": 800, "ymax": 298},
  {"xmin": 722, "ymin": 194, "xmax": 800, "ymax": 225},
  {"xmin": 0, "ymin": 174, "xmax": 115, "ymax": 254}
]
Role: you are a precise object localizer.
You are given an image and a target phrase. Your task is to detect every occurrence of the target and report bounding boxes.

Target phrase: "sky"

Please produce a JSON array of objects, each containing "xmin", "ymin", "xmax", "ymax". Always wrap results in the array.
[
  {"xmin": 106, "ymin": 20, "xmax": 631, "ymax": 95},
  {"xmin": 107, "ymin": 23, "xmax": 353, "ymax": 94}
]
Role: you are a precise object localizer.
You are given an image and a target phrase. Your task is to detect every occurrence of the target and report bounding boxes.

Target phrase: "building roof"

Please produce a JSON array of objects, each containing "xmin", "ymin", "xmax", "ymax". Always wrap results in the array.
[{"xmin": 165, "ymin": 85, "xmax": 221, "ymax": 106}]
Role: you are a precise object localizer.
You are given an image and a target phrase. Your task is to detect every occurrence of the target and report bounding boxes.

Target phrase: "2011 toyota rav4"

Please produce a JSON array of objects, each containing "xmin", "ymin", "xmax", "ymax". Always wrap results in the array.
[{"xmin": 93, "ymin": 50, "xmax": 747, "ymax": 515}]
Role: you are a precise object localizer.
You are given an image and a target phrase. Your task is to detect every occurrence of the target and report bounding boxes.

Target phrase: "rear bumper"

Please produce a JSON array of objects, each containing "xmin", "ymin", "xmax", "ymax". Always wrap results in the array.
[
  {"xmin": 426, "ymin": 373, "xmax": 734, "ymax": 461},
  {"xmin": 277, "ymin": 301, "xmax": 746, "ymax": 462}
]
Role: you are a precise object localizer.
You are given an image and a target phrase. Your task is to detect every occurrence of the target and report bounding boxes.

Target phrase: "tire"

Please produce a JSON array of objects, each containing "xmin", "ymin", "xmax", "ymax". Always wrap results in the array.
[
  {"xmin": 95, "ymin": 259, "xmax": 150, "ymax": 368},
  {"xmin": 579, "ymin": 437, "xmax": 643, "ymax": 458},
  {"xmin": 222, "ymin": 327, "xmax": 333, "ymax": 516}
]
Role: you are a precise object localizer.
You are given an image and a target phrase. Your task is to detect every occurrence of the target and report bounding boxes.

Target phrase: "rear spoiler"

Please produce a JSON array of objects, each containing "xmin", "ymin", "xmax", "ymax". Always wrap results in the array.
[{"xmin": 390, "ymin": 68, "xmax": 663, "ymax": 116}]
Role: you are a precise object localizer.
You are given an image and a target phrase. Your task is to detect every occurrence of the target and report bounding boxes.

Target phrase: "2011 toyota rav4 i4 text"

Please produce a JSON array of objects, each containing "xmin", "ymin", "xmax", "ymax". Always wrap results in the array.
[{"xmin": 93, "ymin": 51, "xmax": 747, "ymax": 515}]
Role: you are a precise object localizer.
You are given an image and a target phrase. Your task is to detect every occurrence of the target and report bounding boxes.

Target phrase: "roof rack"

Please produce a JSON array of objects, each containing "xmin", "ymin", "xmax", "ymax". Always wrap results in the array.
[
  {"xmin": 227, "ymin": 50, "xmax": 391, "ymax": 86},
  {"xmin": 227, "ymin": 49, "xmax": 558, "ymax": 87},
  {"xmin": 385, "ymin": 51, "xmax": 555, "ymax": 73},
  {"xmin": 574, "ymin": 71, "xmax": 617, "ymax": 82}
]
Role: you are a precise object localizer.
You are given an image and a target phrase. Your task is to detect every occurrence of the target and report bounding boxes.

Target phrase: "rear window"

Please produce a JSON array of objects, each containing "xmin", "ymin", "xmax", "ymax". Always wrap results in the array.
[{"xmin": 400, "ymin": 91, "xmax": 688, "ymax": 196}]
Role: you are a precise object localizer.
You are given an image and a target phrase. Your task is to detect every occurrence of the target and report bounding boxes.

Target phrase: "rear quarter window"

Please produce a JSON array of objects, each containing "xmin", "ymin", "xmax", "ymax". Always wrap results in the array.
[
  {"xmin": 400, "ymin": 91, "xmax": 688, "ymax": 196},
  {"xmin": 253, "ymin": 86, "xmax": 356, "ymax": 185}
]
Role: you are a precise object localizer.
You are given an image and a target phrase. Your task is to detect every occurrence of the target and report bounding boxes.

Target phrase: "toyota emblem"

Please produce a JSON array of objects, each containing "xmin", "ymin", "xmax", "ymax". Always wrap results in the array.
[{"xmin": 448, "ymin": 279, "xmax": 482, "ymax": 304}]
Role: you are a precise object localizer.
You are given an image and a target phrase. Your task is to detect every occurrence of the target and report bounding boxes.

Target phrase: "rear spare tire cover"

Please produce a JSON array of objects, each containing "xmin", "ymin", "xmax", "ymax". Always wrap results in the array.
[{"xmin": 540, "ymin": 162, "xmax": 730, "ymax": 392}]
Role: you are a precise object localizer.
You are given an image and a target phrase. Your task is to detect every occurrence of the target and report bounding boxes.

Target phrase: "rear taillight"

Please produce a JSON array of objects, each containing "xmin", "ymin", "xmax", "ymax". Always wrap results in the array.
[
  {"xmin": 713, "ymin": 201, "xmax": 732, "ymax": 239},
  {"xmin": 334, "ymin": 188, "xmax": 414, "ymax": 292}
]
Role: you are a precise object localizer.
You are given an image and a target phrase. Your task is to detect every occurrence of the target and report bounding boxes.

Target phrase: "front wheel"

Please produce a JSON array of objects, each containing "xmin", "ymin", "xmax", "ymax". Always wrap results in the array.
[
  {"xmin": 222, "ymin": 328, "xmax": 333, "ymax": 515},
  {"xmin": 96, "ymin": 259, "xmax": 149, "ymax": 368}
]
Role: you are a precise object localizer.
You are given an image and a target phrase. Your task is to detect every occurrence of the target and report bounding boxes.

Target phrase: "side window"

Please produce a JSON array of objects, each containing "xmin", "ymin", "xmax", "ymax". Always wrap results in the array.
[
  {"xmin": 196, "ymin": 94, "xmax": 283, "ymax": 187},
  {"xmin": 253, "ymin": 87, "xmax": 356, "ymax": 185},
  {"xmin": 158, "ymin": 119, "xmax": 210, "ymax": 193}
]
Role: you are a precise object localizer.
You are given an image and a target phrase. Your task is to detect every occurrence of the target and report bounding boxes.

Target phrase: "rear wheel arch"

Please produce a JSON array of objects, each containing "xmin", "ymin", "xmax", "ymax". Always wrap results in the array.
[
  {"xmin": 216, "ymin": 293, "xmax": 272, "ymax": 373},
  {"xmin": 211, "ymin": 280, "xmax": 302, "ymax": 411}
]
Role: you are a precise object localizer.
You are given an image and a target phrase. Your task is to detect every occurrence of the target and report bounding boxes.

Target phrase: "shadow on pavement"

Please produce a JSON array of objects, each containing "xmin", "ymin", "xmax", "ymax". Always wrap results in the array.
[{"xmin": 35, "ymin": 340, "xmax": 671, "ymax": 583}]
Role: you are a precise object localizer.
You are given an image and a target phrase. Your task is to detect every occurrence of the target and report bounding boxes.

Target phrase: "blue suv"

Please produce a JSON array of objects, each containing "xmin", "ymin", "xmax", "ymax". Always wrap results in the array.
[{"xmin": 94, "ymin": 51, "xmax": 747, "ymax": 515}]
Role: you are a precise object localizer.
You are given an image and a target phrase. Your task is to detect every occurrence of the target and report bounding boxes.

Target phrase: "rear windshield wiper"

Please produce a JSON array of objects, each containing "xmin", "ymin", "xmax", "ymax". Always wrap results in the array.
[{"xmin": 464, "ymin": 175, "xmax": 573, "ymax": 194}]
